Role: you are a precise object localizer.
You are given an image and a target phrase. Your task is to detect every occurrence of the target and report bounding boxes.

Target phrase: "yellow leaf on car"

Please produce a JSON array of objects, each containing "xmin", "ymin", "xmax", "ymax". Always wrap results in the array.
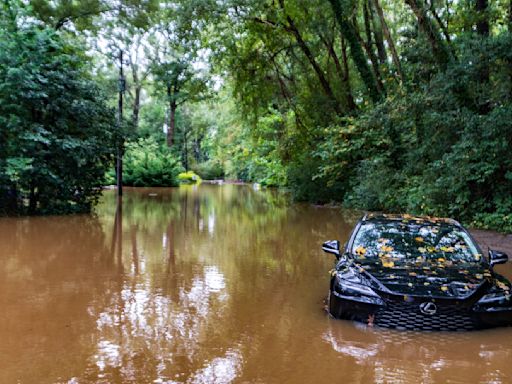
[
  {"xmin": 381, "ymin": 245, "xmax": 394, "ymax": 253},
  {"xmin": 355, "ymin": 246, "xmax": 367, "ymax": 256}
]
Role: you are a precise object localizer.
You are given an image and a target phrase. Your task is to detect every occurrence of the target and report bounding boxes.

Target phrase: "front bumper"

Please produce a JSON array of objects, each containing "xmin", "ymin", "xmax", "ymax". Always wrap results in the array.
[{"xmin": 329, "ymin": 290, "xmax": 512, "ymax": 331}]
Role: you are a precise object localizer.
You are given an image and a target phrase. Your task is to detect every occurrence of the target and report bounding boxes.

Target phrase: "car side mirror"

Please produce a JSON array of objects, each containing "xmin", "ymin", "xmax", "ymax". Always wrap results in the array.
[
  {"xmin": 322, "ymin": 240, "xmax": 340, "ymax": 258},
  {"xmin": 489, "ymin": 249, "xmax": 508, "ymax": 267}
]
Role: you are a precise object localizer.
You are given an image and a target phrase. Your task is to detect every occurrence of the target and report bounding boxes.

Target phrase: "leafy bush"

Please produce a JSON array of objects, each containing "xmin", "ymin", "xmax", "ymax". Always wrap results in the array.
[
  {"xmin": 192, "ymin": 161, "xmax": 225, "ymax": 180},
  {"xmin": 178, "ymin": 171, "xmax": 202, "ymax": 184},
  {"xmin": 123, "ymin": 138, "xmax": 183, "ymax": 187}
]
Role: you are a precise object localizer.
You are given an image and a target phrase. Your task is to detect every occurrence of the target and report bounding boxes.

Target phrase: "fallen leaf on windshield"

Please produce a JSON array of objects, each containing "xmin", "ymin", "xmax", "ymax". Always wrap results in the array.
[
  {"xmin": 441, "ymin": 246, "xmax": 455, "ymax": 252},
  {"xmin": 389, "ymin": 274, "xmax": 396, "ymax": 279},
  {"xmin": 409, "ymin": 272, "xmax": 417, "ymax": 277},
  {"xmin": 424, "ymin": 282, "xmax": 430, "ymax": 286},
  {"xmin": 381, "ymin": 245, "xmax": 394, "ymax": 253},
  {"xmin": 382, "ymin": 260, "xmax": 395, "ymax": 268},
  {"xmin": 418, "ymin": 247, "xmax": 427, "ymax": 253},
  {"xmin": 427, "ymin": 247, "xmax": 436, "ymax": 253},
  {"xmin": 438, "ymin": 258, "xmax": 446, "ymax": 263},
  {"xmin": 355, "ymin": 246, "xmax": 367, "ymax": 256},
  {"xmin": 441, "ymin": 286, "xmax": 449, "ymax": 292},
  {"xmin": 483, "ymin": 272, "xmax": 492, "ymax": 278},
  {"xmin": 475, "ymin": 274, "xmax": 483, "ymax": 279},
  {"xmin": 415, "ymin": 237, "xmax": 424, "ymax": 243}
]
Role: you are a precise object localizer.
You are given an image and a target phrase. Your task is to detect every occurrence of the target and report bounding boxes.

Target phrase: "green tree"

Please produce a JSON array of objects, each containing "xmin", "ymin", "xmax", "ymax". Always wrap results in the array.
[{"xmin": 0, "ymin": 7, "xmax": 116, "ymax": 214}]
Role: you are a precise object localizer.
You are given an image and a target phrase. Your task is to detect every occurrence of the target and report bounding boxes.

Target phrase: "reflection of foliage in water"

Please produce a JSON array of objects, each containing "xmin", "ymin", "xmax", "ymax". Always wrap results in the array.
[
  {"xmin": 81, "ymin": 185, "xmax": 296, "ymax": 382},
  {"xmin": 0, "ymin": 185, "xmax": 362, "ymax": 383}
]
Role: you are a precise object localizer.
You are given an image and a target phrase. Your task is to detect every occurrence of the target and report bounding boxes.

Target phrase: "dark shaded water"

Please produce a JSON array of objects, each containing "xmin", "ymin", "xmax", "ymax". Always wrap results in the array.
[{"xmin": 1, "ymin": 184, "xmax": 512, "ymax": 383}]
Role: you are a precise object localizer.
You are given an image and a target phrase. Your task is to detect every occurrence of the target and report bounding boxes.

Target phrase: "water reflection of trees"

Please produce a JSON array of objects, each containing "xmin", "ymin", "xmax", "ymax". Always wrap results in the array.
[
  {"xmin": 79, "ymin": 186, "xmax": 364, "ymax": 382},
  {"xmin": 7, "ymin": 185, "xmax": 510, "ymax": 383},
  {"xmin": 77, "ymin": 185, "xmax": 295, "ymax": 383}
]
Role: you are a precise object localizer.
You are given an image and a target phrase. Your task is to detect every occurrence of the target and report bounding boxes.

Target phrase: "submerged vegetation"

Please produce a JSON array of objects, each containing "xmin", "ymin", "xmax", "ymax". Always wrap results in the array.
[{"xmin": 0, "ymin": 0, "xmax": 511, "ymax": 231}]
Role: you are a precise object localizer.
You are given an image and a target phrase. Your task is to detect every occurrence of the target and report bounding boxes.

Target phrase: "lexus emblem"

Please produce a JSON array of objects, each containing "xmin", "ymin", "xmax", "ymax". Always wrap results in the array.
[{"xmin": 419, "ymin": 302, "xmax": 437, "ymax": 315}]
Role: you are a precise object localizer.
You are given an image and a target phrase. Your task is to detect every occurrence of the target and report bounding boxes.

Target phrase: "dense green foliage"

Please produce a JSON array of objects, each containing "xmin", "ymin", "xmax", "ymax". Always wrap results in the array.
[
  {"xmin": 122, "ymin": 137, "xmax": 183, "ymax": 187},
  {"xmin": 2, "ymin": 0, "xmax": 512, "ymax": 231},
  {"xmin": 0, "ymin": 8, "xmax": 116, "ymax": 215},
  {"xmin": 188, "ymin": 0, "xmax": 512, "ymax": 232}
]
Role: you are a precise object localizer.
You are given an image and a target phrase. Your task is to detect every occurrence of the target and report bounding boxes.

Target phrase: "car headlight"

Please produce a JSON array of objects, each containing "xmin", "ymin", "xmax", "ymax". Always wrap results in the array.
[
  {"xmin": 333, "ymin": 268, "xmax": 384, "ymax": 305},
  {"xmin": 477, "ymin": 291, "xmax": 512, "ymax": 306}
]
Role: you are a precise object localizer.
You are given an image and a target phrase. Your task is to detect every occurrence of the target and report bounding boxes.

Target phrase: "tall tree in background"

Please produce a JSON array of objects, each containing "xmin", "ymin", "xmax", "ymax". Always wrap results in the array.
[
  {"xmin": 329, "ymin": 0, "xmax": 382, "ymax": 102},
  {"xmin": 404, "ymin": 0, "xmax": 452, "ymax": 66}
]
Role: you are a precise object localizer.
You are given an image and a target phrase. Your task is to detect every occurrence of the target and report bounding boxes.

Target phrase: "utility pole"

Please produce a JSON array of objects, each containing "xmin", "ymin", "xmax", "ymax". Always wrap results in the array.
[{"xmin": 117, "ymin": 49, "xmax": 125, "ymax": 196}]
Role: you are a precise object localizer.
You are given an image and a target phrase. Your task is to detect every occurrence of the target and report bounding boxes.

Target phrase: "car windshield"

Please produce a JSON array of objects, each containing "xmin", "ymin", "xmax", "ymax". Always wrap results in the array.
[{"xmin": 351, "ymin": 220, "xmax": 482, "ymax": 264}]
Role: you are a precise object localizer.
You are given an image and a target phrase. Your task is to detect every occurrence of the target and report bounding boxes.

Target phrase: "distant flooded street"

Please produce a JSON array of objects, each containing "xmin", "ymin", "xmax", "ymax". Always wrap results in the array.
[{"xmin": 1, "ymin": 184, "xmax": 512, "ymax": 383}]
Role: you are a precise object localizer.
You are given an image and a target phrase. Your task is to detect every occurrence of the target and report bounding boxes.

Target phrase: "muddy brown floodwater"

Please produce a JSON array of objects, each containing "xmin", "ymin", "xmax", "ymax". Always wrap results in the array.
[{"xmin": 1, "ymin": 184, "xmax": 512, "ymax": 384}]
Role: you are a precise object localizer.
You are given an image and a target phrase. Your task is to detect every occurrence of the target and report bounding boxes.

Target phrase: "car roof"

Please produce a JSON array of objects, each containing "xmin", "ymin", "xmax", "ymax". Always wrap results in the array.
[{"xmin": 362, "ymin": 212, "xmax": 461, "ymax": 227}]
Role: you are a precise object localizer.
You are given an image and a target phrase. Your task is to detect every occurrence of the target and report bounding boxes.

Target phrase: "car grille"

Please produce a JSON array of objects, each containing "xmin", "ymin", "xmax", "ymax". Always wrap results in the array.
[{"xmin": 374, "ymin": 299, "xmax": 477, "ymax": 332}]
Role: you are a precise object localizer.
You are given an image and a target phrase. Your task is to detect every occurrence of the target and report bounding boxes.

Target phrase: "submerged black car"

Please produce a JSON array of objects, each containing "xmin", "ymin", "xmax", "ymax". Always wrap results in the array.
[{"xmin": 322, "ymin": 213, "xmax": 512, "ymax": 331}]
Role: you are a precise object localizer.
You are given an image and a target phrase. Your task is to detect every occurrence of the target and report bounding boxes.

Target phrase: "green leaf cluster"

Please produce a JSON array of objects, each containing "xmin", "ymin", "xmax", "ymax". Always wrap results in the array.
[{"xmin": 0, "ymin": 17, "xmax": 116, "ymax": 215}]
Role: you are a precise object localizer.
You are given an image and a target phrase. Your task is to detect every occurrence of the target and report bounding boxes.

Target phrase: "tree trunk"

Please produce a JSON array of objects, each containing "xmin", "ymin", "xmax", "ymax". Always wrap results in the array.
[
  {"xmin": 476, "ymin": 0, "xmax": 489, "ymax": 36},
  {"xmin": 132, "ymin": 86, "xmax": 141, "ymax": 129},
  {"xmin": 183, "ymin": 127, "xmax": 189, "ymax": 171},
  {"xmin": 368, "ymin": 0, "xmax": 387, "ymax": 63},
  {"xmin": 404, "ymin": 0, "xmax": 451, "ymax": 67},
  {"xmin": 320, "ymin": 34, "xmax": 357, "ymax": 111},
  {"xmin": 361, "ymin": 3, "xmax": 385, "ymax": 93},
  {"xmin": 430, "ymin": 4, "xmax": 452, "ymax": 44},
  {"xmin": 373, "ymin": 0, "xmax": 404, "ymax": 82},
  {"xmin": 168, "ymin": 100, "xmax": 176, "ymax": 148},
  {"xmin": 340, "ymin": 36, "xmax": 357, "ymax": 111},
  {"xmin": 476, "ymin": 0, "xmax": 490, "ymax": 113},
  {"xmin": 329, "ymin": 0, "xmax": 381, "ymax": 102},
  {"xmin": 131, "ymin": 65, "xmax": 141, "ymax": 130},
  {"xmin": 166, "ymin": 84, "xmax": 177, "ymax": 148},
  {"xmin": 278, "ymin": 0, "xmax": 341, "ymax": 114}
]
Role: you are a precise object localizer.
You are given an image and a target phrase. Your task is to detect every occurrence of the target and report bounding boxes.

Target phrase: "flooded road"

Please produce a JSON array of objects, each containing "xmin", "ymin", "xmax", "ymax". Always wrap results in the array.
[{"xmin": 1, "ymin": 184, "xmax": 512, "ymax": 384}]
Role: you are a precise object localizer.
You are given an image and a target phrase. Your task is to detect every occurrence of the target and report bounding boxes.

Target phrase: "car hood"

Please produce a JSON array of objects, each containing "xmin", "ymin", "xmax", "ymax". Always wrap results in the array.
[{"xmin": 356, "ymin": 258, "xmax": 490, "ymax": 299}]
